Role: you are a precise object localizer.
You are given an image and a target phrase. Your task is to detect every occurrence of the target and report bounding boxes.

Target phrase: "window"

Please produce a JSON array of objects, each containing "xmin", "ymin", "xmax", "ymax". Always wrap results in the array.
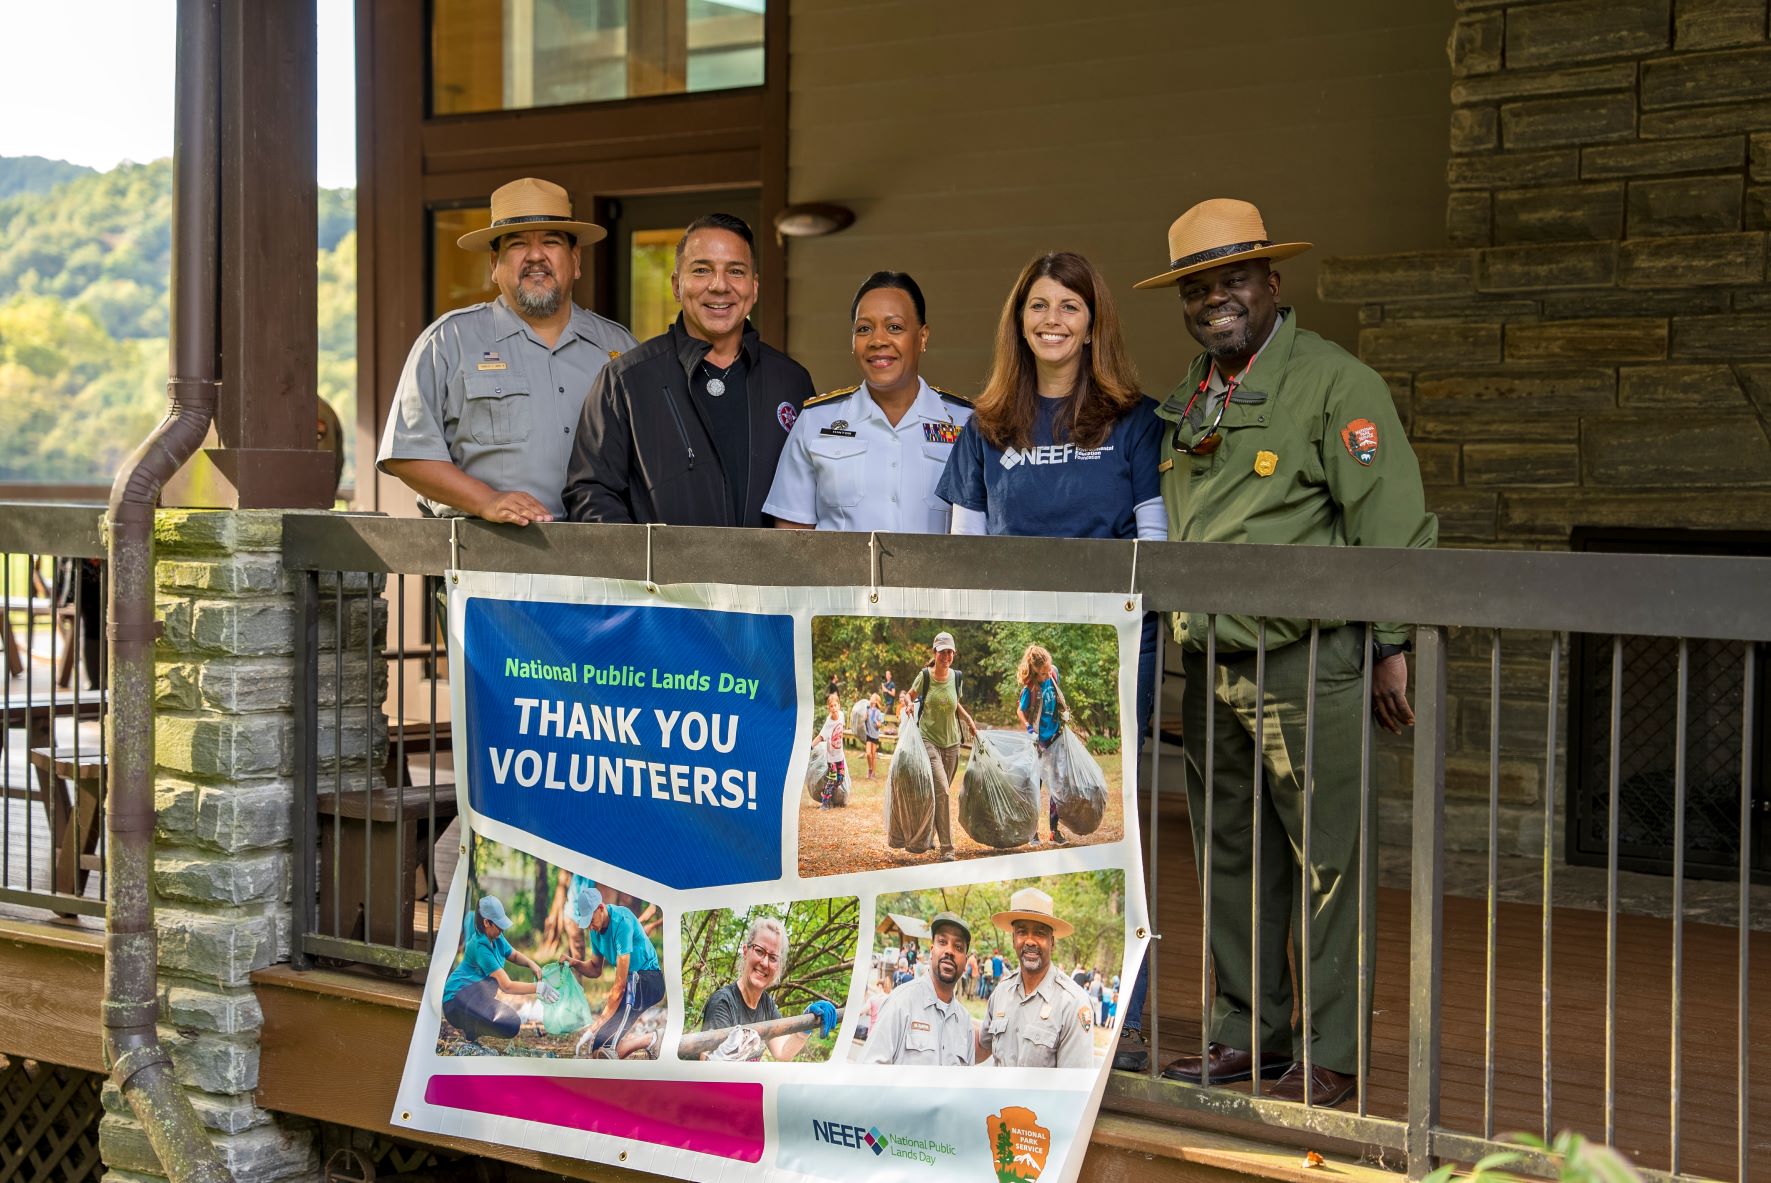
[
  {"xmin": 628, "ymin": 227, "xmax": 683, "ymax": 343},
  {"xmin": 431, "ymin": 0, "xmax": 766, "ymax": 117},
  {"xmin": 431, "ymin": 207, "xmax": 498, "ymax": 318}
]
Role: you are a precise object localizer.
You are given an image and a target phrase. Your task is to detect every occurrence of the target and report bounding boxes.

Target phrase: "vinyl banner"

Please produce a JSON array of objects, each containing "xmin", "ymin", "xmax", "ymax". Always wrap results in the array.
[{"xmin": 393, "ymin": 572, "xmax": 1151, "ymax": 1183}]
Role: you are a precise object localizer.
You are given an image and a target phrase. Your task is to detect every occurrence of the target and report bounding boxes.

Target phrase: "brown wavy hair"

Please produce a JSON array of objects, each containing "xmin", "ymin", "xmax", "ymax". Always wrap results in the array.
[{"xmin": 971, "ymin": 251, "xmax": 1142, "ymax": 450}]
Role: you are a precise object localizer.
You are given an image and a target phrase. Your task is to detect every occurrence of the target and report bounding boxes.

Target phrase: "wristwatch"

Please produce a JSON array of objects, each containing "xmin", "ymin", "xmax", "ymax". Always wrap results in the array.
[{"xmin": 1372, "ymin": 640, "xmax": 1410, "ymax": 662}]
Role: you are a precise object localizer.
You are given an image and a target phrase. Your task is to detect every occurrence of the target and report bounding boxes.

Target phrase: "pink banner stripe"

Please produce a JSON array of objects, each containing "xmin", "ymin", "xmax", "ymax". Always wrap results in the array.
[{"xmin": 424, "ymin": 1074, "xmax": 765, "ymax": 1162}]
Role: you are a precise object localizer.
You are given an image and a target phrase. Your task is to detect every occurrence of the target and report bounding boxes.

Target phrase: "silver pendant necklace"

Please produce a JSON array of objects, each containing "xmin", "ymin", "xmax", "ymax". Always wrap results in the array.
[{"xmin": 701, "ymin": 356, "xmax": 735, "ymax": 397}]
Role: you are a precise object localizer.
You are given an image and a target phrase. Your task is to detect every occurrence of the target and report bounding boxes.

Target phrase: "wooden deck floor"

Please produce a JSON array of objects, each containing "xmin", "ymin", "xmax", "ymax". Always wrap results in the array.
[{"xmin": 1138, "ymin": 771, "xmax": 1767, "ymax": 1180}]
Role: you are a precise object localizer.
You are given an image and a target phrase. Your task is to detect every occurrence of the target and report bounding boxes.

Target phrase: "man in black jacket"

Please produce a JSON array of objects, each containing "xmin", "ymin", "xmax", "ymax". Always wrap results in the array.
[{"xmin": 563, "ymin": 213, "xmax": 814, "ymax": 525}]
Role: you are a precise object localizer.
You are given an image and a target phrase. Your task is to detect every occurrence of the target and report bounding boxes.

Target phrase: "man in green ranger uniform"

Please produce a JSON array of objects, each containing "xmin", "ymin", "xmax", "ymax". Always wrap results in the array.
[{"xmin": 1135, "ymin": 199, "xmax": 1437, "ymax": 1107}]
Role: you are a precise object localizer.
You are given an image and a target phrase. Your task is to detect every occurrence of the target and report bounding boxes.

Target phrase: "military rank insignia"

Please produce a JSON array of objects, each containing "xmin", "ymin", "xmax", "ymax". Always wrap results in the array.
[
  {"xmin": 1340, "ymin": 418, "xmax": 1379, "ymax": 465},
  {"xmin": 476, "ymin": 351, "xmax": 507, "ymax": 371},
  {"xmin": 923, "ymin": 421, "xmax": 961, "ymax": 444},
  {"xmin": 1254, "ymin": 450, "xmax": 1278, "ymax": 477}
]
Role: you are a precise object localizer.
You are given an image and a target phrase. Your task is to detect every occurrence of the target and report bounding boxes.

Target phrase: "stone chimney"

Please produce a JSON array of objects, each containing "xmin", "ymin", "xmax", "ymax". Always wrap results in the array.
[{"xmin": 1318, "ymin": 0, "xmax": 1771, "ymax": 862}]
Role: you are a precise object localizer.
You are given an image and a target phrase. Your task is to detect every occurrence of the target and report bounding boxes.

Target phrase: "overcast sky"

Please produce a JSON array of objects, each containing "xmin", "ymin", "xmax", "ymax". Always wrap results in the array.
[{"xmin": 0, "ymin": 0, "xmax": 356, "ymax": 188}]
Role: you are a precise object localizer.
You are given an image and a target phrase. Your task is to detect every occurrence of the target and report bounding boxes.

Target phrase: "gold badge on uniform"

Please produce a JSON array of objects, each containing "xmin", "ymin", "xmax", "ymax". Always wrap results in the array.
[
  {"xmin": 608, "ymin": 350, "xmax": 622, "ymax": 360},
  {"xmin": 1254, "ymin": 450, "xmax": 1278, "ymax": 477},
  {"xmin": 1038, "ymin": 1003, "xmax": 1051, "ymax": 1021}
]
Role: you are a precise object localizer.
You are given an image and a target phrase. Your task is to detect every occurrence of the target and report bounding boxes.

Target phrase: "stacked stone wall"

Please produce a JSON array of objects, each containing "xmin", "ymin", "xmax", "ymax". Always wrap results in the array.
[
  {"xmin": 98, "ymin": 510, "xmax": 385, "ymax": 1183},
  {"xmin": 1321, "ymin": 0, "xmax": 1771, "ymax": 854}
]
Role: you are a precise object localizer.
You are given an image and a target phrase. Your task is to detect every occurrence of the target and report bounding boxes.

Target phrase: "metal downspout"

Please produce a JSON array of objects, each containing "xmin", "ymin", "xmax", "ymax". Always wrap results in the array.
[{"xmin": 103, "ymin": 1, "xmax": 232, "ymax": 1180}]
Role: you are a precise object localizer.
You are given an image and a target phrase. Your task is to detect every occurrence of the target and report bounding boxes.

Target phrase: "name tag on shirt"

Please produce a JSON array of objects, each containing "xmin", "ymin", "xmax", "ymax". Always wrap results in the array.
[
  {"xmin": 819, "ymin": 420, "xmax": 857, "ymax": 438},
  {"xmin": 910, "ymin": 1021, "xmax": 931, "ymax": 1032},
  {"xmin": 923, "ymin": 421, "xmax": 961, "ymax": 444},
  {"xmin": 477, "ymin": 351, "xmax": 507, "ymax": 371}
]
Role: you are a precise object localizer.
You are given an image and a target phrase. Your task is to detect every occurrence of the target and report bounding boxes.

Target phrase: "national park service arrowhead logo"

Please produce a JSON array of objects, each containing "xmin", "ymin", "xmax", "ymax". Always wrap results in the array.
[
  {"xmin": 1340, "ymin": 418, "xmax": 1379, "ymax": 466},
  {"xmin": 986, "ymin": 1106, "xmax": 1050, "ymax": 1182}
]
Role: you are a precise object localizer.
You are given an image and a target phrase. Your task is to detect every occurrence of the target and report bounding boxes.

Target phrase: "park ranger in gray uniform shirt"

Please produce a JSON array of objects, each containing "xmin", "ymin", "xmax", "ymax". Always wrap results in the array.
[
  {"xmin": 378, "ymin": 178, "xmax": 636, "ymax": 524},
  {"xmin": 858, "ymin": 912, "xmax": 975, "ymax": 1066},
  {"xmin": 979, "ymin": 888, "xmax": 1095, "ymax": 1069}
]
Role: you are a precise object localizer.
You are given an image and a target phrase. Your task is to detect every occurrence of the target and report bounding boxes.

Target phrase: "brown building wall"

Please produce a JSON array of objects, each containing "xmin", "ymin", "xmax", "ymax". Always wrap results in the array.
[
  {"xmin": 1319, "ymin": 0, "xmax": 1771, "ymax": 859},
  {"xmin": 782, "ymin": 0, "xmax": 1454, "ymax": 395}
]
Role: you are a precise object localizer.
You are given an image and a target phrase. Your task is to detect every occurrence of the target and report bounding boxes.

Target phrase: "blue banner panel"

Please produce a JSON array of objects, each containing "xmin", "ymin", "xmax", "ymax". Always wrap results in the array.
[{"xmin": 463, "ymin": 597, "xmax": 795, "ymax": 888}]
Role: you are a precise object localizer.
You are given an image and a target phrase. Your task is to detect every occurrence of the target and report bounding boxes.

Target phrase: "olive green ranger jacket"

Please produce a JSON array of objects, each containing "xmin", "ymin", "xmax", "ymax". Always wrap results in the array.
[{"xmin": 1155, "ymin": 309, "xmax": 1437, "ymax": 654}]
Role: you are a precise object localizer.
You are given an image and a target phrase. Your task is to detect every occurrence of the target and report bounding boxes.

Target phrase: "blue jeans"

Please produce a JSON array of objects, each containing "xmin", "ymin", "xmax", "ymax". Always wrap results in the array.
[{"xmin": 1123, "ymin": 952, "xmax": 1149, "ymax": 1033}]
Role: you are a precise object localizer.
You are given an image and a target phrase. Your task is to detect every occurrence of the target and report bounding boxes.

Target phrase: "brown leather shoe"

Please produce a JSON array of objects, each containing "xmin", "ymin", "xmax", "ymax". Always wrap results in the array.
[
  {"xmin": 1160, "ymin": 1043, "xmax": 1291, "ymax": 1084},
  {"xmin": 1266, "ymin": 1062, "xmax": 1357, "ymax": 1107}
]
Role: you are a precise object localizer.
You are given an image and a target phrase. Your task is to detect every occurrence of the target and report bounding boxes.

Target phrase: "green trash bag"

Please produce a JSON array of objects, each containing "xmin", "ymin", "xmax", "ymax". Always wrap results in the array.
[
  {"xmin": 884, "ymin": 713, "xmax": 936, "ymax": 853},
  {"xmin": 540, "ymin": 961, "xmax": 593, "ymax": 1036}
]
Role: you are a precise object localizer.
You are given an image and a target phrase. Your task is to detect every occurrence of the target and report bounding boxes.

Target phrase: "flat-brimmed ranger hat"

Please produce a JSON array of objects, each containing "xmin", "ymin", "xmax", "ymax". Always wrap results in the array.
[
  {"xmin": 991, "ymin": 887, "xmax": 1074, "ymax": 939},
  {"xmin": 456, "ymin": 177, "xmax": 609, "ymax": 252},
  {"xmin": 1132, "ymin": 198, "xmax": 1311, "ymax": 290}
]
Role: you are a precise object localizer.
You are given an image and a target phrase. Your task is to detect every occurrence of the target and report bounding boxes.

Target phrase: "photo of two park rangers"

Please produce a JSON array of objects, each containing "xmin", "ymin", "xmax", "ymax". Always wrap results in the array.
[{"xmin": 858, "ymin": 876, "xmax": 1122, "ymax": 1069}]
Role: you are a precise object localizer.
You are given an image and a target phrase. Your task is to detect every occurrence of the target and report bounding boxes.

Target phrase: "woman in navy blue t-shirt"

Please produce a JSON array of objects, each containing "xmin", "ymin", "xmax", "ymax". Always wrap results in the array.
[{"xmin": 936, "ymin": 250, "xmax": 1164, "ymax": 734}]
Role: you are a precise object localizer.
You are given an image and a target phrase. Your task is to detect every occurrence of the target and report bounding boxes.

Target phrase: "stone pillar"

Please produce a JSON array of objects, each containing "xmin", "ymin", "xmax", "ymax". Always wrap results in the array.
[{"xmin": 97, "ymin": 508, "xmax": 381, "ymax": 1183}]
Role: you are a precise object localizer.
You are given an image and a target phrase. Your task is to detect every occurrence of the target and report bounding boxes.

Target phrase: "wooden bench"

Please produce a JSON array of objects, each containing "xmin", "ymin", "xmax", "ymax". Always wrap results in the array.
[
  {"xmin": 0, "ymin": 693, "xmax": 107, "ymax": 761},
  {"xmin": 384, "ymin": 718, "xmax": 452, "ymax": 791},
  {"xmin": 315, "ymin": 784, "xmax": 458, "ymax": 950},
  {"xmin": 1, "ymin": 595, "xmax": 55, "ymax": 679},
  {"xmin": 27, "ymin": 746, "xmax": 104, "ymax": 902}
]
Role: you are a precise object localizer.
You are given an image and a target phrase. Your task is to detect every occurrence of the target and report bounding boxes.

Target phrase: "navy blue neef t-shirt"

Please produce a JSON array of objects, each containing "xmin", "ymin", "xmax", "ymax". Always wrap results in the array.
[{"xmin": 936, "ymin": 395, "xmax": 1164, "ymax": 538}]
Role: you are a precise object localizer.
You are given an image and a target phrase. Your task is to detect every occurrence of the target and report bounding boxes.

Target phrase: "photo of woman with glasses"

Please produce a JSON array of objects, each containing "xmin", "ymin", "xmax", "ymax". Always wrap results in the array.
[
  {"xmin": 690, "ymin": 912, "xmax": 845, "ymax": 1063},
  {"xmin": 935, "ymin": 250, "xmax": 1164, "ymax": 738}
]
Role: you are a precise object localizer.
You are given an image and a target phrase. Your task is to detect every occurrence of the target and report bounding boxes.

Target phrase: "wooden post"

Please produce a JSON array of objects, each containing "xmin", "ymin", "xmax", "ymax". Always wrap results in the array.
[{"xmin": 173, "ymin": 0, "xmax": 336, "ymax": 509}]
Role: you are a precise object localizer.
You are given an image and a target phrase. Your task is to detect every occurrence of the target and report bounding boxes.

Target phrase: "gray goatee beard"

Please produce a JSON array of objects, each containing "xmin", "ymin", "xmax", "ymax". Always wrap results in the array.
[{"xmin": 514, "ymin": 282, "xmax": 563, "ymax": 319}]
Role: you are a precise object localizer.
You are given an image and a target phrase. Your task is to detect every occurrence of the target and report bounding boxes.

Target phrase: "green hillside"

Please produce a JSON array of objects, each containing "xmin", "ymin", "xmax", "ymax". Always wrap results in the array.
[
  {"xmin": 0, "ymin": 156, "xmax": 95, "ymax": 200},
  {"xmin": 0, "ymin": 156, "xmax": 356, "ymax": 486}
]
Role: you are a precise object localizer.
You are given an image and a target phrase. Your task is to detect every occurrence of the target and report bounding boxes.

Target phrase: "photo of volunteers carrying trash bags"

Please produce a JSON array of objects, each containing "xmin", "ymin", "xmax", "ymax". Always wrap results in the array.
[
  {"xmin": 437, "ymin": 833, "xmax": 668, "ymax": 1060},
  {"xmin": 678, "ymin": 897, "xmax": 860, "ymax": 1064},
  {"xmin": 857, "ymin": 871, "xmax": 1127, "ymax": 1069},
  {"xmin": 798, "ymin": 614, "xmax": 1125, "ymax": 876}
]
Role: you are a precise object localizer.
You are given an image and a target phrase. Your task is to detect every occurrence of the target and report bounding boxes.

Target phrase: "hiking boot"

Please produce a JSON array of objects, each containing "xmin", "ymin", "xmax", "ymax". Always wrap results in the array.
[{"xmin": 1112, "ymin": 1026, "xmax": 1149, "ymax": 1073}]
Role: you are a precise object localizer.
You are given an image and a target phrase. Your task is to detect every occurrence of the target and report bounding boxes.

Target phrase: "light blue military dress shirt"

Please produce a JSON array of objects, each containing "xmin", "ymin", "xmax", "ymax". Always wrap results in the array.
[
  {"xmin": 762, "ymin": 377, "xmax": 972, "ymax": 532},
  {"xmin": 376, "ymin": 297, "xmax": 637, "ymax": 518}
]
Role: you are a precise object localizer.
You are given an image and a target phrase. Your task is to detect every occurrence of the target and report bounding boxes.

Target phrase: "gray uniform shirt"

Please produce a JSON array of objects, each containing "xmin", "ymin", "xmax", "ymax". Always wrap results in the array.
[
  {"xmin": 376, "ymin": 297, "xmax": 637, "ymax": 518},
  {"xmin": 857, "ymin": 972, "xmax": 974, "ymax": 1066},
  {"xmin": 980, "ymin": 966, "xmax": 1095, "ymax": 1069}
]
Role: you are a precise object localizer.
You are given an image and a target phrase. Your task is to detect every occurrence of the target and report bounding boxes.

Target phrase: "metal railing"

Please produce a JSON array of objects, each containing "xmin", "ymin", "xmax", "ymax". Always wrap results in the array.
[
  {"xmin": 282, "ymin": 514, "xmax": 1767, "ymax": 1181},
  {"xmin": 0, "ymin": 504, "xmax": 109, "ymax": 919}
]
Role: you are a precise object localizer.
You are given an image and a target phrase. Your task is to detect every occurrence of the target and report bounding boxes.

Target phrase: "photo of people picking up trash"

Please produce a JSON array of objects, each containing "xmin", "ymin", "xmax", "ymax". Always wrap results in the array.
[
  {"xmin": 799, "ymin": 615, "xmax": 1127, "ymax": 876},
  {"xmin": 436, "ymin": 833, "xmax": 667, "ymax": 1060}
]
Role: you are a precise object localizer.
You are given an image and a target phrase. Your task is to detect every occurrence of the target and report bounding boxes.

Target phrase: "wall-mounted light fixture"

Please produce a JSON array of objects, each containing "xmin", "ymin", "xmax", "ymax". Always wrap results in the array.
[{"xmin": 772, "ymin": 202, "xmax": 855, "ymax": 244}]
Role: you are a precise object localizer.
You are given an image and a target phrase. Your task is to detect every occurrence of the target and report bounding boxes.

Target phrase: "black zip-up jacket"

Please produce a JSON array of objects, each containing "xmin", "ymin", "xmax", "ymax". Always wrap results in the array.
[{"xmin": 562, "ymin": 318, "xmax": 814, "ymax": 525}]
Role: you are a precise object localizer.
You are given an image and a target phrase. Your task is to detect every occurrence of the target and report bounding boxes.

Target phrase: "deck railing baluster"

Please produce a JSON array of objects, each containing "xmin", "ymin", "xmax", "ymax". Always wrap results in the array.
[
  {"xmin": 1541, "ymin": 633, "xmax": 1561, "ymax": 1142},
  {"xmin": 1406, "ymin": 625, "xmax": 1446, "ymax": 1180},
  {"xmin": 1670, "ymin": 638, "xmax": 1688, "ymax": 1176},
  {"xmin": 1605, "ymin": 635, "xmax": 1622, "ymax": 1146}
]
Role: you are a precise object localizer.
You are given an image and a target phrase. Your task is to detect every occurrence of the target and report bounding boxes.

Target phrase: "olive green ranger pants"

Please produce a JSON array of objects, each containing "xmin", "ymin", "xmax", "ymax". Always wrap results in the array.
[{"xmin": 1180, "ymin": 624, "xmax": 1377, "ymax": 1076}]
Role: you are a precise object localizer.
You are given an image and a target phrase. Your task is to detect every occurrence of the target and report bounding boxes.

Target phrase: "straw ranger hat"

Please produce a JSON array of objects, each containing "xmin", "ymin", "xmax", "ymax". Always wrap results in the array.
[
  {"xmin": 991, "ymin": 887, "xmax": 1074, "ymax": 939},
  {"xmin": 456, "ymin": 177, "xmax": 608, "ymax": 252},
  {"xmin": 1133, "ymin": 198, "xmax": 1311, "ymax": 290}
]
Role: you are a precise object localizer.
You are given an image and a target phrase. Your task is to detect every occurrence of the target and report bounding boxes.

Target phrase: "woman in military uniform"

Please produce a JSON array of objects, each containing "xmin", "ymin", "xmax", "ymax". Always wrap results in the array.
[{"xmin": 763, "ymin": 272, "xmax": 973, "ymax": 532}]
